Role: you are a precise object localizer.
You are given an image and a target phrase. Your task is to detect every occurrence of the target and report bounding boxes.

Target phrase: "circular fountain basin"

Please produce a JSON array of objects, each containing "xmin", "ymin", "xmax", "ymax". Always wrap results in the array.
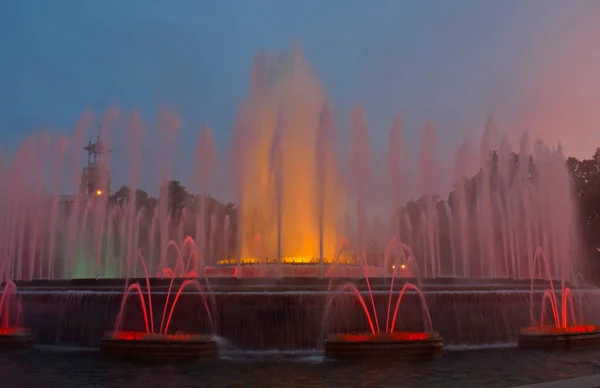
[
  {"xmin": 518, "ymin": 325, "xmax": 600, "ymax": 350},
  {"xmin": 100, "ymin": 332, "xmax": 218, "ymax": 360},
  {"xmin": 0, "ymin": 328, "xmax": 33, "ymax": 350},
  {"xmin": 325, "ymin": 332, "xmax": 443, "ymax": 359}
]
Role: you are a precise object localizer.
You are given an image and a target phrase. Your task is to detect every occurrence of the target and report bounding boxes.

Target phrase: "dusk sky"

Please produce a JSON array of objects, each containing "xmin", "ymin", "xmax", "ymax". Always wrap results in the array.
[{"xmin": 1, "ymin": 0, "xmax": 599, "ymax": 193}]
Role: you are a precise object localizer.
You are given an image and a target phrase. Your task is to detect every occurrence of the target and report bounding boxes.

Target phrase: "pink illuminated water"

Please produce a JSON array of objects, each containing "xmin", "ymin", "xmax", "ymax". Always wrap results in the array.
[{"xmin": 0, "ymin": 42, "xmax": 582, "ymax": 283}]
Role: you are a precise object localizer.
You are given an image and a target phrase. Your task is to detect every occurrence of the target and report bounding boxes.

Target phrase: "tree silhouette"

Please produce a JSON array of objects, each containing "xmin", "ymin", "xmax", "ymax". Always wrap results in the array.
[
  {"xmin": 567, "ymin": 148, "xmax": 600, "ymax": 275},
  {"xmin": 159, "ymin": 180, "xmax": 189, "ymax": 218},
  {"xmin": 111, "ymin": 185, "xmax": 150, "ymax": 209}
]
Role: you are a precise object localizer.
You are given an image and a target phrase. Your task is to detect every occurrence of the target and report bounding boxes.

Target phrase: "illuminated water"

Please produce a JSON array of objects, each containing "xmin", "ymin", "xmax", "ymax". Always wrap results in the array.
[
  {"xmin": 0, "ymin": 42, "xmax": 582, "ymax": 281},
  {"xmin": 6, "ymin": 347, "xmax": 600, "ymax": 387}
]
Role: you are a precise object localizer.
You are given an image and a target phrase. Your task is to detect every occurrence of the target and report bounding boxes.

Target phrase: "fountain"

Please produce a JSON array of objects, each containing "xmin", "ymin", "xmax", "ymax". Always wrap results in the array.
[
  {"xmin": 0, "ymin": 280, "xmax": 32, "ymax": 350},
  {"xmin": 518, "ymin": 248, "xmax": 600, "ymax": 350},
  {"xmin": 0, "ymin": 42, "xmax": 590, "ymax": 352},
  {"xmin": 101, "ymin": 261, "xmax": 217, "ymax": 360},
  {"xmin": 0, "ymin": 43, "xmax": 581, "ymax": 282},
  {"xmin": 323, "ymin": 255, "xmax": 442, "ymax": 359}
]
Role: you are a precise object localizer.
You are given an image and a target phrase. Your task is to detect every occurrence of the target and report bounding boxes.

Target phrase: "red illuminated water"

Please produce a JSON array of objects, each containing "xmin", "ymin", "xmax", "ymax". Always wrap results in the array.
[
  {"xmin": 109, "ymin": 331, "xmax": 211, "ymax": 342},
  {"xmin": 113, "ymin": 256, "xmax": 214, "ymax": 340},
  {"xmin": 323, "ymin": 254, "xmax": 433, "ymax": 339},
  {"xmin": 332, "ymin": 332, "xmax": 432, "ymax": 342},
  {"xmin": 520, "ymin": 325, "xmax": 597, "ymax": 335},
  {"xmin": 0, "ymin": 281, "xmax": 24, "ymax": 336},
  {"xmin": 525, "ymin": 248, "xmax": 593, "ymax": 334}
]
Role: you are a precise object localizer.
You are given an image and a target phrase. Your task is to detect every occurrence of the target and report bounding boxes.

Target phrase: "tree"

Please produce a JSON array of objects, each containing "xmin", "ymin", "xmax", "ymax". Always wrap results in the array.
[
  {"xmin": 567, "ymin": 148, "xmax": 600, "ymax": 269},
  {"xmin": 159, "ymin": 180, "xmax": 189, "ymax": 218},
  {"xmin": 110, "ymin": 184, "xmax": 150, "ymax": 210}
]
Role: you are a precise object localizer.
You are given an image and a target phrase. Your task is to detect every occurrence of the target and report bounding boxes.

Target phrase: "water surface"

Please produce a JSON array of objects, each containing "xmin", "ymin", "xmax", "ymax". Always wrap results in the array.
[{"xmin": 3, "ymin": 347, "xmax": 600, "ymax": 388}]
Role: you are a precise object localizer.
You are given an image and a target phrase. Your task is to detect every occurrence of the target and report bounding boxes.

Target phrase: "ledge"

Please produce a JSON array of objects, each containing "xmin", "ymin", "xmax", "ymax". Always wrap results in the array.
[
  {"xmin": 100, "ymin": 332, "xmax": 218, "ymax": 360},
  {"xmin": 325, "ymin": 332, "xmax": 443, "ymax": 359}
]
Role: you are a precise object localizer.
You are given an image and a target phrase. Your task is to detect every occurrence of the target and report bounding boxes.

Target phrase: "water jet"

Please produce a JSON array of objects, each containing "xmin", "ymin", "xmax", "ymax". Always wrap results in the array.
[
  {"xmin": 0, "ymin": 281, "xmax": 32, "ymax": 350},
  {"xmin": 100, "ymin": 262, "xmax": 217, "ymax": 360},
  {"xmin": 518, "ymin": 249, "xmax": 600, "ymax": 350}
]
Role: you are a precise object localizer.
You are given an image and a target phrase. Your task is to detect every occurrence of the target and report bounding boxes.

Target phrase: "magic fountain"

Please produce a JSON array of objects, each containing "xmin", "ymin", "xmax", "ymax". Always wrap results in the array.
[{"xmin": 0, "ymin": 42, "xmax": 594, "ymax": 356}]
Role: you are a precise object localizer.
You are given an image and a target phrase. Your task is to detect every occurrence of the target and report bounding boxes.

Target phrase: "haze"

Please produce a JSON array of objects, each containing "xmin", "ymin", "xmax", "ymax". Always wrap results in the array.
[{"xmin": 1, "ymin": 0, "xmax": 599, "ymax": 192}]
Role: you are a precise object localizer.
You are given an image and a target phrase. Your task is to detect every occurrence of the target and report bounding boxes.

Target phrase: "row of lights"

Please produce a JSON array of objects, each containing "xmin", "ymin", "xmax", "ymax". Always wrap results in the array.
[{"xmin": 217, "ymin": 257, "xmax": 358, "ymax": 265}]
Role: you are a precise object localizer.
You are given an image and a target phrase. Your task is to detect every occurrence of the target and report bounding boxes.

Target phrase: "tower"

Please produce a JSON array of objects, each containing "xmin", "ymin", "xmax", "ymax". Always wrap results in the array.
[{"xmin": 80, "ymin": 135, "xmax": 112, "ymax": 197}]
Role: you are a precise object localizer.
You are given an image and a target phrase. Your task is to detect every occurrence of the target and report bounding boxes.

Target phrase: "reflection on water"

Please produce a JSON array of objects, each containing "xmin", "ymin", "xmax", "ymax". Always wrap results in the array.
[{"xmin": 2, "ymin": 347, "xmax": 600, "ymax": 388}]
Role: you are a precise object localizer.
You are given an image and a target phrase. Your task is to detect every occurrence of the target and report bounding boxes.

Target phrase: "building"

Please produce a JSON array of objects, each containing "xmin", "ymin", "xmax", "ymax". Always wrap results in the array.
[{"xmin": 80, "ymin": 136, "xmax": 112, "ymax": 198}]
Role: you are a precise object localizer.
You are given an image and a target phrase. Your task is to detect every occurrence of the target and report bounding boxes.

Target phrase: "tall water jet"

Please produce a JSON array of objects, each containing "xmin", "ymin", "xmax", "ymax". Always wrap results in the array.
[
  {"xmin": 350, "ymin": 106, "xmax": 371, "ymax": 257},
  {"xmin": 477, "ymin": 116, "xmax": 495, "ymax": 277},
  {"xmin": 192, "ymin": 124, "xmax": 217, "ymax": 267},
  {"xmin": 124, "ymin": 111, "xmax": 145, "ymax": 278},
  {"xmin": 418, "ymin": 123, "xmax": 440, "ymax": 277},
  {"xmin": 387, "ymin": 113, "xmax": 406, "ymax": 265},
  {"xmin": 316, "ymin": 103, "xmax": 335, "ymax": 274},
  {"xmin": 236, "ymin": 45, "xmax": 339, "ymax": 262}
]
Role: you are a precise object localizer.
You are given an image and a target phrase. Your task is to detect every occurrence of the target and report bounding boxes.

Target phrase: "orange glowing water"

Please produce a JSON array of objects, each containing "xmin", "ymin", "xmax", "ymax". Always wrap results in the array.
[{"xmin": 235, "ymin": 46, "xmax": 341, "ymax": 261}]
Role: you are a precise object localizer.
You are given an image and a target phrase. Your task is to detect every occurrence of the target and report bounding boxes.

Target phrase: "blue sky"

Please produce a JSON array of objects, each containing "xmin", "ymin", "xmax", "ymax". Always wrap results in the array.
[{"xmin": 1, "ymin": 0, "xmax": 599, "ymax": 194}]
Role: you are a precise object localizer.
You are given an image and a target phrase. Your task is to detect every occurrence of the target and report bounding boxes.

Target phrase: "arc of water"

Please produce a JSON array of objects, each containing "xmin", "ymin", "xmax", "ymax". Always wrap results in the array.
[
  {"xmin": 114, "ymin": 283, "xmax": 150, "ymax": 333},
  {"xmin": 163, "ymin": 241, "xmax": 183, "ymax": 277},
  {"xmin": 180, "ymin": 236, "xmax": 200, "ymax": 275},
  {"xmin": 324, "ymin": 237, "xmax": 353, "ymax": 279},
  {"xmin": 163, "ymin": 279, "xmax": 214, "ymax": 334},
  {"xmin": 0, "ymin": 280, "xmax": 19, "ymax": 329},
  {"xmin": 359, "ymin": 250, "xmax": 380, "ymax": 333},
  {"xmin": 385, "ymin": 266, "xmax": 398, "ymax": 333},
  {"xmin": 390, "ymin": 282, "xmax": 433, "ymax": 334},
  {"xmin": 322, "ymin": 283, "xmax": 376, "ymax": 335},
  {"xmin": 159, "ymin": 267, "xmax": 176, "ymax": 334},
  {"xmin": 540, "ymin": 289, "xmax": 560, "ymax": 328},
  {"xmin": 382, "ymin": 237, "xmax": 397, "ymax": 275},
  {"xmin": 561, "ymin": 287, "xmax": 577, "ymax": 329},
  {"xmin": 530, "ymin": 248, "xmax": 560, "ymax": 328},
  {"xmin": 123, "ymin": 250, "xmax": 155, "ymax": 333}
]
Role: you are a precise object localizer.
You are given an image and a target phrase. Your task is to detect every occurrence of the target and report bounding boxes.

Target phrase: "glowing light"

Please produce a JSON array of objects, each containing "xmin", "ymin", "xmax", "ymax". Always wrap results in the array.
[
  {"xmin": 333, "ymin": 332, "xmax": 432, "ymax": 342},
  {"xmin": 111, "ymin": 331, "xmax": 208, "ymax": 341},
  {"xmin": 216, "ymin": 256, "xmax": 357, "ymax": 265},
  {"xmin": 520, "ymin": 325, "xmax": 598, "ymax": 334},
  {"xmin": 0, "ymin": 327, "xmax": 23, "ymax": 335},
  {"xmin": 392, "ymin": 265, "xmax": 396, "ymax": 269},
  {"xmin": 95, "ymin": 189, "xmax": 103, "ymax": 196},
  {"xmin": 400, "ymin": 264, "xmax": 406, "ymax": 270}
]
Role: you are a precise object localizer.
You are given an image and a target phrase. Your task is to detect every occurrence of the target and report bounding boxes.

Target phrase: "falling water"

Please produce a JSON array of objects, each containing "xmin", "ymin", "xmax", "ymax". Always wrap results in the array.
[{"xmin": 0, "ymin": 42, "xmax": 583, "ymax": 284}]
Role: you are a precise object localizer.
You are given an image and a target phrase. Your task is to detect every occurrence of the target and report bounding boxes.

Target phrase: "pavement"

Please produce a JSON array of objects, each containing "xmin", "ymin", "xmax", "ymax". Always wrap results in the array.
[{"xmin": 513, "ymin": 374, "xmax": 600, "ymax": 388}]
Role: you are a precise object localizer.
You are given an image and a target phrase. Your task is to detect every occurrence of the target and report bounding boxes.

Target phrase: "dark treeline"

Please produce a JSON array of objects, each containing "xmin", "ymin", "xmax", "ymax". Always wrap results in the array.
[
  {"xmin": 105, "ymin": 147, "xmax": 600, "ymax": 282},
  {"xmin": 567, "ymin": 148, "xmax": 600, "ymax": 274}
]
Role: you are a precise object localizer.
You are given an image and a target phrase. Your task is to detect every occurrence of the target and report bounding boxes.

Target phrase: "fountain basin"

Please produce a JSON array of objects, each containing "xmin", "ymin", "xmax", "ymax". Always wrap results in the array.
[
  {"xmin": 325, "ymin": 332, "xmax": 443, "ymax": 359},
  {"xmin": 518, "ymin": 325, "xmax": 600, "ymax": 350},
  {"xmin": 0, "ymin": 328, "xmax": 33, "ymax": 350},
  {"xmin": 100, "ymin": 332, "xmax": 218, "ymax": 360}
]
